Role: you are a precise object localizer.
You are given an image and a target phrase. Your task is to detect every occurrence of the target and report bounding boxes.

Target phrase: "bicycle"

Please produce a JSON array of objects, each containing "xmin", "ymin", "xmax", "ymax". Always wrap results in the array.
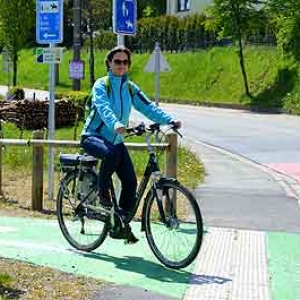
[{"xmin": 57, "ymin": 122, "xmax": 203, "ymax": 269}]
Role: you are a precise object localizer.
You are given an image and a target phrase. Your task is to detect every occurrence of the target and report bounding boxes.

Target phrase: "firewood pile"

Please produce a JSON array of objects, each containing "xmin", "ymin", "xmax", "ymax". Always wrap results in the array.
[{"xmin": 0, "ymin": 99, "xmax": 78, "ymax": 130}]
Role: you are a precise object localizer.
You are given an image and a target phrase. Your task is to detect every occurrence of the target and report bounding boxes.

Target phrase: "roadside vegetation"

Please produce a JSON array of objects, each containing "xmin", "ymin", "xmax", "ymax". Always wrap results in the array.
[{"xmin": 0, "ymin": 46, "xmax": 299, "ymax": 113}]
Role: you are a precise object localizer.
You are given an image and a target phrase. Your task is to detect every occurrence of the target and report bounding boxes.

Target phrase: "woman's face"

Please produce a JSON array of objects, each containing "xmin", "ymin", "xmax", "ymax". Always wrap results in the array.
[{"xmin": 109, "ymin": 51, "xmax": 129, "ymax": 76}]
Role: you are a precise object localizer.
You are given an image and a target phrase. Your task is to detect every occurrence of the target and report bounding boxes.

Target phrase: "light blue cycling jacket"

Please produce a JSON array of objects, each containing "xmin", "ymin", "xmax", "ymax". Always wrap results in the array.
[{"xmin": 81, "ymin": 71, "xmax": 174, "ymax": 145}]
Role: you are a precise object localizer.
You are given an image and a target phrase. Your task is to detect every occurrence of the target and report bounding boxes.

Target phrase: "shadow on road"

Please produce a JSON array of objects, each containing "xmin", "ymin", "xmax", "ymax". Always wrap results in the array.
[{"xmin": 79, "ymin": 252, "xmax": 231, "ymax": 286}]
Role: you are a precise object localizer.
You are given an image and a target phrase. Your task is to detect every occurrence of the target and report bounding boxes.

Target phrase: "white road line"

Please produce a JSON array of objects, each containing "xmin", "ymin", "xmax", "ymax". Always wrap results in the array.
[{"xmin": 0, "ymin": 239, "xmax": 70, "ymax": 254}]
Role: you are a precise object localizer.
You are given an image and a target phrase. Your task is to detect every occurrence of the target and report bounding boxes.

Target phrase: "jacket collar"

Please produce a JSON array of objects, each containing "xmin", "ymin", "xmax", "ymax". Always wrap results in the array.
[{"xmin": 108, "ymin": 70, "xmax": 129, "ymax": 82}]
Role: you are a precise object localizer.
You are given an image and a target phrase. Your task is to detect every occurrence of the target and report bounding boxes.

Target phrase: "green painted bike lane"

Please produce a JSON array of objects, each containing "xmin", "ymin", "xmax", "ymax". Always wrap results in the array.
[
  {"xmin": 268, "ymin": 232, "xmax": 300, "ymax": 300},
  {"xmin": 0, "ymin": 216, "xmax": 193, "ymax": 299},
  {"xmin": 1, "ymin": 215, "xmax": 300, "ymax": 300}
]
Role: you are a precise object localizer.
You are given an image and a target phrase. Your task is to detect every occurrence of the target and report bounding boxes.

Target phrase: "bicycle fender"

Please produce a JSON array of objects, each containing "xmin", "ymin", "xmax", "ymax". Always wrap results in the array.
[{"xmin": 156, "ymin": 177, "xmax": 178, "ymax": 189}]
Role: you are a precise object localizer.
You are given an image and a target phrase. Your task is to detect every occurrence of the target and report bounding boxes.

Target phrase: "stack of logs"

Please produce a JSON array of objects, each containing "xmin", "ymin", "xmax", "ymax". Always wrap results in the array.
[{"xmin": 0, "ymin": 99, "xmax": 78, "ymax": 130}]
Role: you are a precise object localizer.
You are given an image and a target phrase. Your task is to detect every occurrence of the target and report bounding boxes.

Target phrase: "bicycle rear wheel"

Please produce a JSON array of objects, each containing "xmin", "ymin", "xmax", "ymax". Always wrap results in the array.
[
  {"xmin": 145, "ymin": 180, "xmax": 203, "ymax": 269},
  {"xmin": 57, "ymin": 169, "xmax": 109, "ymax": 252}
]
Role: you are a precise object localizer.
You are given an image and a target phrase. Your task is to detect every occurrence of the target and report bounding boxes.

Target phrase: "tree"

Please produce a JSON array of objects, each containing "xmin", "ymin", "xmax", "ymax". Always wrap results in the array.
[
  {"xmin": 266, "ymin": 0, "xmax": 300, "ymax": 61},
  {"xmin": 81, "ymin": 0, "xmax": 112, "ymax": 88},
  {"xmin": 0, "ymin": 0, "xmax": 35, "ymax": 86},
  {"xmin": 205, "ymin": 0, "xmax": 264, "ymax": 97},
  {"xmin": 138, "ymin": 0, "xmax": 166, "ymax": 18}
]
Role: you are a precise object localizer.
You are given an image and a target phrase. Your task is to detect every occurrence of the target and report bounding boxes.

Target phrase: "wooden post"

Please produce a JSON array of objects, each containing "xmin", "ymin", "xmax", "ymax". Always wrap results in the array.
[
  {"xmin": 32, "ymin": 130, "xmax": 44, "ymax": 211},
  {"xmin": 164, "ymin": 133, "xmax": 178, "ymax": 212},
  {"xmin": 164, "ymin": 133, "xmax": 178, "ymax": 179},
  {"xmin": 0, "ymin": 131, "xmax": 3, "ymax": 197}
]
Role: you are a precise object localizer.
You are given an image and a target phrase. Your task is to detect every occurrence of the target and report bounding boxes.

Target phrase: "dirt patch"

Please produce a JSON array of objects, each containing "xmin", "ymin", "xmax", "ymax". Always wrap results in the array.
[
  {"xmin": 0, "ymin": 257, "xmax": 103, "ymax": 299},
  {"xmin": 0, "ymin": 175, "xmax": 105, "ymax": 300}
]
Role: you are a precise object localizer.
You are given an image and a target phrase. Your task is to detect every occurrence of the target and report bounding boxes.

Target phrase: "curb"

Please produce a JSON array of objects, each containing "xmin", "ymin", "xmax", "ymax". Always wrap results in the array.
[{"xmin": 186, "ymin": 138, "xmax": 300, "ymax": 208}]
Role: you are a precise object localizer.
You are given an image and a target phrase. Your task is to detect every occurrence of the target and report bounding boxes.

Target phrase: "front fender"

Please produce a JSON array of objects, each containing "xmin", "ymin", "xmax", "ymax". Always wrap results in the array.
[{"xmin": 156, "ymin": 177, "xmax": 178, "ymax": 189}]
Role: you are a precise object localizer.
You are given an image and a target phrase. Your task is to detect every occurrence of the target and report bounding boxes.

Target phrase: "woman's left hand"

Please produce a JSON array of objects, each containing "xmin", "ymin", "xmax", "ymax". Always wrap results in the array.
[{"xmin": 115, "ymin": 126, "xmax": 126, "ymax": 134}]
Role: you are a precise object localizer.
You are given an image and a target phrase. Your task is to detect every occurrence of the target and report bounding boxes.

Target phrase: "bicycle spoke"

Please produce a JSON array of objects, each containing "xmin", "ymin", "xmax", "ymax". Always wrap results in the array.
[
  {"xmin": 146, "ymin": 181, "xmax": 203, "ymax": 269},
  {"xmin": 57, "ymin": 170, "xmax": 108, "ymax": 252}
]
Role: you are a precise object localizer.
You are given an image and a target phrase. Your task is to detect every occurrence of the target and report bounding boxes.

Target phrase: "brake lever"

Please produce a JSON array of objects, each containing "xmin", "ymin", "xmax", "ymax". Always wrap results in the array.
[{"xmin": 172, "ymin": 127, "xmax": 183, "ymax": 138}]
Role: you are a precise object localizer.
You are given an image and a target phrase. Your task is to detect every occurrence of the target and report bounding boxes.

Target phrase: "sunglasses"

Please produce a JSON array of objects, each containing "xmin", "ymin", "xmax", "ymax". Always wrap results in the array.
[{"xmin": 113, "ymin": 59, "xmax": 129, "ymax": 66}]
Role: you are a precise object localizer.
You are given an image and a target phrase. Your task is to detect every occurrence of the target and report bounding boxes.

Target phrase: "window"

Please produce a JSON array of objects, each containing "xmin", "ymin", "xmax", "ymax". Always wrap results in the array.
[{"xmin": 178, "ymin": 0, "xmax": 190, "ymax": 11}]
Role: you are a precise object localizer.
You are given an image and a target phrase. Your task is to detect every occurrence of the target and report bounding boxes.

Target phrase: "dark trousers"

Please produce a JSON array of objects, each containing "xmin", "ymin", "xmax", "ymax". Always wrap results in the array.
[{"xmin": 81, "ymin": 136, "xmax": 137, "ymax": 215}]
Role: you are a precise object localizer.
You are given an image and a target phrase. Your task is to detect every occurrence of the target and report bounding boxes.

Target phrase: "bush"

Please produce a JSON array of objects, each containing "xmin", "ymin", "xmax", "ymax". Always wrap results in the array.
[
  {"xmin": 55, "ymin": 90, "xmax": 90, "ymax": 119},
  {"xmin": 88, "ymin": 31, "xmax": 116, "ymax": 50},
  {"xmin": 8, "ymin": 87, "xmax": 25, "ymax": 100}
]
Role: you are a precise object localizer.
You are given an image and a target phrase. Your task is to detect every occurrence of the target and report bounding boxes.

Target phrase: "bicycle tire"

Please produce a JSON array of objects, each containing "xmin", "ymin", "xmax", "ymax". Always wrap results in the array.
[
  {"xmin": 145, "ymin": 179, "xmax": 203, "ymax": 269},
  {"xmin": 57, "ymin": 169, "xmax": 109, "ymax": 252}
]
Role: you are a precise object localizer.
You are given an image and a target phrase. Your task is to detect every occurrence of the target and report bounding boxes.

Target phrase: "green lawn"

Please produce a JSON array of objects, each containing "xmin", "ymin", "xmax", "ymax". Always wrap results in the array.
[{"xmin": 1, "ymin": 46, "xmax": 297, "ymax": 108}]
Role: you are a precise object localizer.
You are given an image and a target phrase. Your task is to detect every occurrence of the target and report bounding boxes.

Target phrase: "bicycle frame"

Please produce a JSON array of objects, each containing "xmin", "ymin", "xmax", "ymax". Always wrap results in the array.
[{"xmin": 64, "ymin": 127, "xmax": 175, "ymax": 230}]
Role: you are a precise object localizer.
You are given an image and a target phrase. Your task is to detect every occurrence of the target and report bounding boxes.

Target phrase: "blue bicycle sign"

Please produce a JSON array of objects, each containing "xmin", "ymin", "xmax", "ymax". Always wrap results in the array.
[{"xmin": 113, "ymin": 0, "xmax": 137, "ymax": 35}]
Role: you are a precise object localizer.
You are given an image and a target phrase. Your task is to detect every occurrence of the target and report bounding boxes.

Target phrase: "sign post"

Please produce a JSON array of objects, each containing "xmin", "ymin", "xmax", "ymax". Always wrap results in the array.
[
  {"xmin": 36, "ymin": 0, "xmax": 63, "ymax": 200},
  {"xmin": 2, "ymin": 47, "xmax": 13, "ymax": 98},
  {"xmin": 113, "ymin": 0, "xmax": 137, "ymax": 46},
  {"xmin": 144, "ymin": 42, "xmax": 171, "ymax": 105}
]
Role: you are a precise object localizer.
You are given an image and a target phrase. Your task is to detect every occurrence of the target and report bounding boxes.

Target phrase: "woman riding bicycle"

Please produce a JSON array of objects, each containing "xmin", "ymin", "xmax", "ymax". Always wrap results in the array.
[{"xmin": 80, "ymin": 46, "xmax": 181, "ymax": 242}]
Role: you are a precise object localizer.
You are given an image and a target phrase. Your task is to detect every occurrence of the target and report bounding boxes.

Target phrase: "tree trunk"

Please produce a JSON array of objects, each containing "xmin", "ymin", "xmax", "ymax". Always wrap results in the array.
[
  {"xmin": 237, "ymin": 36, "xmax": 250, "ymax": 97},
  {"xmin": 55, "ymin": 64, "xmax": 59, "ymax": 85},
  {"xmin": 88, "ymin": 7, "xmax": 95, "ymax": 88},
  {"xmin": 232, "ymin": 2, "xmax": 250, "ymax": 97},
  {"xmin": 13, "ymin": 51, "xmax": 17, "ymax": 87}
]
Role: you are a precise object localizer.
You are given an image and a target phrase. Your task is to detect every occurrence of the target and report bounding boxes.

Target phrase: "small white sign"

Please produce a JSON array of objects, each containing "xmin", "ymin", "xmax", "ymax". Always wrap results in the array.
[
  {"xmin": 36, "ymin": 47, "xmax": 62, "ymax": 64},
  {"xmin": 144, "ymin": 48, "xmax": 171, "ymax": 73},
  {"xmin": 69, "ymin": 60, "xmax": 85, "ymax": 79}
]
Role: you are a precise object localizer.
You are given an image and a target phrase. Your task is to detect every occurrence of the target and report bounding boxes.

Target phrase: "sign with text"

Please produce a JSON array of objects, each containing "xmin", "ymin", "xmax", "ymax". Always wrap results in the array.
[
  {"xmin": 36, "ymin": 47, "xmax": 62, "ymax": 63},
  {"xmin": 113, "ymin": 0, "xmax": 137, "ymax": 35},
  {"xmin": 69, "ymin": 60, "xmax": 85, "ymax": 79},
  {"xmin": 36, "ymin": 0, "xmax": 63, "ymax": 44}
]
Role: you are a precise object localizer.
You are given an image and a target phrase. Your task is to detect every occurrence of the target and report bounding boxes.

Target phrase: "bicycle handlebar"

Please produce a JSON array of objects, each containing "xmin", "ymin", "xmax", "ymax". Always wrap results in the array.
[{"xmin": 125, "ymin": 121, "xmax": 182, "ymax": 138}]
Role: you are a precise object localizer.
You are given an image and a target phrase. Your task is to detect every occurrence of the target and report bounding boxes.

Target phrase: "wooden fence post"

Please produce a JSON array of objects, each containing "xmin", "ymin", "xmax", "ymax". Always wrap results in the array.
[
  {"xmin": 32, "ymin": 130, "xmax": 44, "ymax": 211},
  {"xmin": 164, "ymin": 132, "xmax": 178, "ymax": 179},
  {"xmin": 164, "ymin": 132, "xmax": 178, "ymax": 211}
]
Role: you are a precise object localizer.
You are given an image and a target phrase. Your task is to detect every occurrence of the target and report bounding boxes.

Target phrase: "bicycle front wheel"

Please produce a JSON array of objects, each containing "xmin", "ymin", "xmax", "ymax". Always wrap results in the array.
[
  {"xmin": 57, "ymin": 169, "xmax": 109, "ymax": 252},
  {"xmin": 145, "ymin": 180, "xmax": 203, "ymax": 269}
]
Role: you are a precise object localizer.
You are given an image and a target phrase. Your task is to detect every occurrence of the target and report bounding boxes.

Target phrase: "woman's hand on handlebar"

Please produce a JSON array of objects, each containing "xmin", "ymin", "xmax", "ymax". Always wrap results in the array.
[
  {"xmin": 115, "ymin": 126, "xmax": 126, "ymax": 134},
  {"xmin": 171, "ymin": 120, "xmax": 182, "ymax": 129}
]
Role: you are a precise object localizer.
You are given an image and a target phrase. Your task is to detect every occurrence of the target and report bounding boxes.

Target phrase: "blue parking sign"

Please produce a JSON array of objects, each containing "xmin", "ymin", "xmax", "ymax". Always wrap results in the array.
[
  {"xmin": 36, "ymin": 0, "xmax": 63, "ymax": 44},
  {"xmin": 113, "ymin": 0, "xmax": 137, "ymax": 35}
]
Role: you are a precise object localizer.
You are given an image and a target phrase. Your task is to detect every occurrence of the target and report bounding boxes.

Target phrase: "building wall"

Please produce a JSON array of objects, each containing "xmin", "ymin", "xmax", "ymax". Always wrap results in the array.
[{"xmin": 166, "ymin": 0, "xmax": 212, "ymax": 16}]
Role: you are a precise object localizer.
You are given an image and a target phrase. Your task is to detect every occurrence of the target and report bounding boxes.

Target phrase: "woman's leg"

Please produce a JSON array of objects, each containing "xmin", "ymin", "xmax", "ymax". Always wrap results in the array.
[
  {"xmin": 80, "ymin": 136, "xmax": 120, "ymax": 206},
  {"xmin": 115, "ymin": 143, "xmax": 138, "ymax": 221}
]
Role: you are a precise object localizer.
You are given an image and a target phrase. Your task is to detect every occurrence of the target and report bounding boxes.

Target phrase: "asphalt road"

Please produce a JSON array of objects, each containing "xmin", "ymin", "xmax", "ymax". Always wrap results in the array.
[{"xmin": 132, "ymin": 104, "xmax": 300, "ymax": 234}]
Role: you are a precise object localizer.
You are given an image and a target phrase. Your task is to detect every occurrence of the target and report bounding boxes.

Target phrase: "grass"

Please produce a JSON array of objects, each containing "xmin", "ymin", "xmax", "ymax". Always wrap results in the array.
[
  {"xmin": 1, "ymin": 46, "xmax": 298, "ymax": 109},
  {"xmin": 0, "ymin": 121, "xmax": 204, "ymax": 188}
]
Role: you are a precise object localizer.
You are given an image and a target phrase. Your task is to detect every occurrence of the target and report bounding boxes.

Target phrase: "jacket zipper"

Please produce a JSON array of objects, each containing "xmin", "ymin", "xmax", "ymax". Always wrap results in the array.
[{"xmin": 112, "ymin": 78, "xmax": 126, "ymax": 144}]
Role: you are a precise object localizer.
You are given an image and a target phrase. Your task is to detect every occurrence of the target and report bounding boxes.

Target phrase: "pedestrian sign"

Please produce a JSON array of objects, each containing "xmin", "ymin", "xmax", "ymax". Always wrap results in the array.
[
  {"xmin": 36, "ymin": 0, "xmax": 63, "ymax": 44},
  {"xmin": 113, "ymin": 0, "xmax": 137, "ymax": 35}
]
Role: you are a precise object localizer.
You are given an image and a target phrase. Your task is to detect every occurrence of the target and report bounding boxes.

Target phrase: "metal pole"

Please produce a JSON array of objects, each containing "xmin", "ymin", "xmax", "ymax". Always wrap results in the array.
[
  {"xmin": 154, "ymin": 42, "xmax": 160, "ymax": 105},
  {"xmin": 117, "ymin": 35, "xmax": 125, "ymax": 46},
  {"xmin": 73, "ymin": 0, "xmax": 81, "ymax": 90},
  {"xmin": 48, "ymin": 43, "xmax": 56, "ymax": 200}
]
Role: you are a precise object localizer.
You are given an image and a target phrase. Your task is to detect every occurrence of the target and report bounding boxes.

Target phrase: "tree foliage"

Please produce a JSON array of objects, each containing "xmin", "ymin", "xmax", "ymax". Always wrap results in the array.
[
  {"xmin": 0, "ymin": 0, "xmax": 35, "ymax": 86},
  {"xmin": 205, "ymin": 0, "xmax": 265, "ymax": 96},
  {"xmin": 266, "ymin": 0, "xmax": 300, "ymax": 61}
]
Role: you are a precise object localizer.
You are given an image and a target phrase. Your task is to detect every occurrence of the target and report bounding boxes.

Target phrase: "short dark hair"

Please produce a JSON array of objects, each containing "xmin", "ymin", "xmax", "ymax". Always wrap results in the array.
[{"xmin": 105, "ymin": 46, "xmax": 131, "ymax": 70}]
